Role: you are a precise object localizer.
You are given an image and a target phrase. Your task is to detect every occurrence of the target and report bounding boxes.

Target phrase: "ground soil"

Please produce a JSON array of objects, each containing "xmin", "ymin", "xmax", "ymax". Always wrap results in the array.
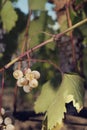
[{"xmin": 1, "ymin": 88, "xmax": 87, "ymax": 130}]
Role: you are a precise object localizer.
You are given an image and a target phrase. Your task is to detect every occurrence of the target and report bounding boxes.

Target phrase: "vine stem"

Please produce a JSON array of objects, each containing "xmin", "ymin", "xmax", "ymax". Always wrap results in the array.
[
  {"xmin": 13, "ymin": 11, "xmax": 31, "ymax": 112},
  {"xmin": 0, "ymin": 18, "xmax": 87, "ymax": 72},
  {"xmin": 27, "ymin": 58, "xmax": 63, "ymax": 76},
  {"xmin": 4, "ymin": 38, "xmax": 54, "ymax": 69},
  {"xmin": 54, "ymin": 18, "xmax": 87, "ymax": 40},
  {"xmin": 21, "ymin": 11, "xmax": 31, "ymax": 53}
]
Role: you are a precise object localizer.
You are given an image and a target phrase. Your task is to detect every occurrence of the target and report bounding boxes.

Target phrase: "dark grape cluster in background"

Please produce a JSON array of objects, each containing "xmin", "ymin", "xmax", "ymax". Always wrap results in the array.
[
  {"xmin": 55, "ymin": 35, "xmax": 84, "ymax": 74},
  {"xmin": 0, "ymin": 22, "xmax": 6, "ymax": 56}
]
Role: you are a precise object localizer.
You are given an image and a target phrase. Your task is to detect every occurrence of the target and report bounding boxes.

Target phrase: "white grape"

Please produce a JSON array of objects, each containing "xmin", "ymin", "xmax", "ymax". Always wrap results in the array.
[
  {"xmin": 6, "ymin": 124, "xmax": 15, "ymax": 130},
  {"xmin": 1, "ymin": 107, "xmax": 5, "ymax": 115},
  {"xmin": 29, "ymin": 79, "xmax": 38, "ymax": 88},
  {"xmin": 4, "ymin": 117, "xmax": 12, "ymax": 125},
  {"xmin": 24, "ymin": 68, "xmax": 31, "ymax": 74},
  {"xmin": 25, "ymin": 72, "xmax": 34, "ymax": 81},
  {"xmin": 17, "ymin": 79, "xmax": 23, "ymax": 87},
  {"xmin": 23, "ymin": 85, "xmax": 31, "ymax": 93},
  {"xmin": 32, "ymin": 70, "xmax": 40, "ymax": 79},
  {"xmin": 0, "ymin": 116, "xmax": 3, "ymax": 124},
  {"xmin": 13, "ymin": 70, "xmax": 23, "ymax": 79},
  {"xmin": 17, "ymin": 77, "xmax": 28, "ymax": 87}
]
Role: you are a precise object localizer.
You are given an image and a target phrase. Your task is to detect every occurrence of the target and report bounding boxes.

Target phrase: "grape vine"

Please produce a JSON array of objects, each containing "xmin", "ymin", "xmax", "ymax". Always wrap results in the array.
[{"xmin": 0, "ymin": 0, "xmax": 87, "ymax": 130}]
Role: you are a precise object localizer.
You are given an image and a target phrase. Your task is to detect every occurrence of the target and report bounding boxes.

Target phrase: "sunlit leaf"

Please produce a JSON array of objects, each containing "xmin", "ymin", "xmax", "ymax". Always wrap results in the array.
[
  {"xmin": 29, "ymin": 12, "xmax": 46, "ymax": 48},
  {"xmin": 17, "ymin": 11, "xmax": 46, "ymax": 49},
  {"xmin": 18, "ymin": 11, "xmax": 56, "ymax": 50},
  {"xmin": 51, "ymin": 123, "xmax": 63, "ymax": 130},
  {"xmin": 34, "ymin": 81, "xmax": 59, "ymax": 113},
  {"xmin": 42, "ymin": 116, "xmax": 48, "ymax": 130},
  {"xmin": 34, "ymin": 74, "xmax": 85, "ymax": 130},
  {"xmin": 47, "ymin": 74, "xmax": 85, "ymax": 130},
  {"xmin": 29, "ymin": 0, "xmax": 47, "ymax": 10},
  {"xmin": 45, "ymin": 16, "xmax": 56, "ymax": 50},
  {"xmin": 1, "ymin": 1, "xmax": 18, "ymax": 32},
  {"xmin": 58, "ymin": 12, "xmax": 68, "ymax": 32}
]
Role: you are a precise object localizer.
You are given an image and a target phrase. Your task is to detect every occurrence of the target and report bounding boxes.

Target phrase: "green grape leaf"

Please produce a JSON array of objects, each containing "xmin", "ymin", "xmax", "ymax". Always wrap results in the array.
[
  {"xmin": 18, "ymin": 12, "xmax": 46, "ymax": 49},
  {"xmin": 45, "ymin": 16, "xmax": 56, "ymax": 50},
  {"xmin": 18, "ymin": 10, "xmax": 56, "ymax": 52},
  {"xmin": 47, "ymin": 74, "xmax": 85, "ymax": 130},
  {"xmin": 79, "ymin": 24, "xmax": 87, "ymax": 37},
  {"xmin": 29, "ymin": 12, "xmax": 47, "ymax": 48},
  {"xmin": 29, "ymin": 0, "xmax": 47, "ymax": 10},
  {"xmin": 46, "ymin": 41, "xmax": 55, "ymax": 50},
  {"xmin": 1, "ymin": 1, "xmax": 18, "ymax": 32},
  {"xmin": 58, "ymin": 13, "xmax": 68, "ymax": 32},
  {"xmin": 34, "ymin": 74, "xmax": 85, "ymax": 130},
  {"xmin": 34, "ymin": 81, "xmax": 59, "ymax": 113},
  {"xmin": 18, "ymin": 11, "xmax": 55, "ymax": 50}
]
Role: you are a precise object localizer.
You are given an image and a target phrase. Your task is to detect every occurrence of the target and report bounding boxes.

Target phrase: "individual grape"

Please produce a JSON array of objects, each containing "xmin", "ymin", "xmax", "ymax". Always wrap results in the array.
[
  {"xmin": 29, "ymin": 79, "xmax": 38, "ymax": 88},
  {"xmin": 32, "ymin": 70, "xmax": 40, "ymax": 79},
  {"xmin": 1, "ymin": 107, "xmax": 5, "ymax": 115},
  {"xmin": 13, "ymin": 70, "xmax": 23, "ymax": 79},
  {"xmin": 0, "ymin": 35, "xmax": 3, "ymax": 39},
  {"xmin": 24, "ymin": 68, "xmax": 31, "ymax": 74},
  {"xmin": 6, "ymin": 124, "xmax": 15, "ymax": 130},
  {"xmin": 4, "ymin": 117, "xmax": 12, "ymax": 125},
  {"xmin": 23, "ymin": 85, "xmax": 31, "ymax": 93},
  {"xmin": 0, "ymin": 29, "xmax": 2, "ymax": 35},
  {"xmin": 68, "ymin": 57, "xmax": 73, "ymax": 64},
  {"xmin": 25, "ymin": 72, "xmax": 34, "ymax": 81},
  {"xmin": 17, "ymin": 77, "xmax": 28, "ymax": 87},
  {"xmin": 66, "ymin": 45, "xmax": 72, "ymax": 51},
  {"xmin": 0, "ymin": 116, "xmax": 3, "ymax": 124},
  {"xmin": 0, "ymin": 44, "xmax": 5, "ymax": 53},
  {"xmin": 17, "ymin": 79, "xmax": 23, "ymax": 87},
  {"xmin": 76, "ymin": 53, "xmax": 80, "ymax": 60}
]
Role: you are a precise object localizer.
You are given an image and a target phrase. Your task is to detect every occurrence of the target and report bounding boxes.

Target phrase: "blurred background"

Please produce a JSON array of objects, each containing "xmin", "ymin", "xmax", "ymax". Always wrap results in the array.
[{"xmin": 0, "ymin": 0, "xmax": 87, "ymax": 130}]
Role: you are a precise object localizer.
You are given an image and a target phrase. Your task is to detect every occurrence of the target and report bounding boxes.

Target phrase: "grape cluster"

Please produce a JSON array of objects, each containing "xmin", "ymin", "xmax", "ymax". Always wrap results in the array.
[
  {"xmin": 0, "ymin": 108, "xmax": 15, "ymax": 130},
  {"xmin": 13, "ymin": 68, "xmax": 40, "ymax": 93},
  {"xmin": 55, "ymin": 35, "xmax": 84, "ymax": 73},
  {"xmin": 0, "ymin": 23, "xmax": 6, "ymax": 55}
]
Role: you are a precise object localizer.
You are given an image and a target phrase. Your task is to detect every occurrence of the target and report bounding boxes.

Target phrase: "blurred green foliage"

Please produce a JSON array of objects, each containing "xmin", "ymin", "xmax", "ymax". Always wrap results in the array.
[{"xmin": 0, "ymin": 1, "xmax": 87, "ymax": 130}]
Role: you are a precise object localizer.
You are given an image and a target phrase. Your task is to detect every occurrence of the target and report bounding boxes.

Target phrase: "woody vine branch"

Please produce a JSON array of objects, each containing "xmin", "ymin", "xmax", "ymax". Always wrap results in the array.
[{"xmin": 0, "ymin": 18, "xmax": 87, "ymax": 73}]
